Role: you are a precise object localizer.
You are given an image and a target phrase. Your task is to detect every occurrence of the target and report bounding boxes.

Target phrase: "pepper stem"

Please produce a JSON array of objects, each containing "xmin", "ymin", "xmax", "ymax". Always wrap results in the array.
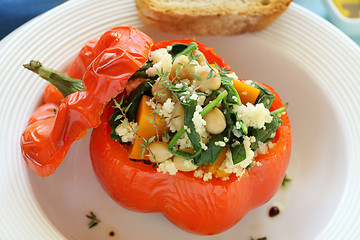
[{"xmin": 23, "ymin": 60, "xmax": 84, "ymax": 97}]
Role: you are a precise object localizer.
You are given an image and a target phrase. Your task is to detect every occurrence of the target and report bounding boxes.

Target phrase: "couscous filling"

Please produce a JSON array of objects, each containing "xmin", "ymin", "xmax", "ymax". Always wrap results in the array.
[{"xmin": 110, "ymin": 42, "xmax": 287, "ymax": 181}]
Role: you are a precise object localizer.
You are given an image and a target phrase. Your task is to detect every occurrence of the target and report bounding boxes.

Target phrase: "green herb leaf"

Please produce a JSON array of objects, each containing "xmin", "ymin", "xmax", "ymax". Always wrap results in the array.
[
  {"xmin": 195, "ymin": 133, "xmax": 226, "ymax": 165},
  {"xmin": 248, "ymin": 115, "xmax": 283, "ymax": 151},
  {"xmin": 129, "ymin": 60, "xmax": 156, "ymax": 80},
  {"xmin": 168, "ymin": 99, "xmax": 202, "ymax": 159},
  {"xmin": 109, "ymin": 98, "xmax": 128, "ymax": 144},
  {"xmin": 213, "ymin": 62, "xmax": 232, "ymax": 74},
  {"xmin": 231, "ymin": 142, "xmax": 246, "ymax": 164},
  {"xmin": 167, "ymin": 43, "xmax": 189, "ymax": 58},
  {"xmin": 109, "ymin": 80, "xmax": 154, "ymax": 144},
  {"xmin": 191, "ymin": 73, "xmax": 204, "ymax": 83},
  {"xmin": 251, "ymin": 82, "xmax": 275, "ymax": 109},
  {"xmin": 195, "ymin": 99, "xmax": 236, "ymax": 166},
  {"xmin": 282, "ymin": 174, "xmax": 291, "ymax": 186},
  {"xmin": 220, "ymin": 74, "xmax": 241, "ymax": 105},
  {"xmin": 124, "ymin": 80, "xmax": 155, "ymax": 122},
  {"xmin": 86, "ymin": 211, "xmax": 100, "ymax": 229},
  {"xmin": 171, "ymin": 42, "xmax": 198, "ymax": 62},
  {"xmin": 271, "ymin": 102, "xmax": 288, "ymax": 116}
]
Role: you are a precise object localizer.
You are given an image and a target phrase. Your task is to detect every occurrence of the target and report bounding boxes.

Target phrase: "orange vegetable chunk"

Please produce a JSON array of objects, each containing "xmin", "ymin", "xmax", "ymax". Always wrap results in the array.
[
  {"xmin": 202, "ymin": 148, "xmax": 230, "ymax": 178},
  {"xmin": 128, "ymin": 95, "xmax": 167, "ymax": 159},
  {"xmin": 232, "ymin": 78, "xmax": 260, "ymax": 105}
]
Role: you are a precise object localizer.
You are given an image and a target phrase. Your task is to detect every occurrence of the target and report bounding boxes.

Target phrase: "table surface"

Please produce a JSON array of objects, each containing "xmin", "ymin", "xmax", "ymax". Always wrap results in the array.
[{"xmin": 0, "ymin": 0, "xmax": 359, "ymax": 45}]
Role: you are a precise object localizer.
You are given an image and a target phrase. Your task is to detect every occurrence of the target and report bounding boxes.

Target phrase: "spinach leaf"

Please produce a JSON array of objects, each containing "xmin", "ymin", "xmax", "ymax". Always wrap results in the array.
[
  {"xmin": 129, "ymin": 60, "xmax": 155, "ymax": 80},
  {"xmin": 124, "ymin": 79, "xmax": 155, "ymax": 122},
  {"xmin": 248, "ymin": 115, "xmax": 282, "ymax": 150},
  {"xmin": 231, "ymin": 142, "xmax": 246, "ymax": 165},
  {"xmin": 168, "ymin": 98, "xmax": 202, "ymax": 159},
  {"xmin": 171, "ymin": 42, "xmax": 198, "ymax": 62},
  {"xmin": 109, "ymin": 98, "xmax": 130, "ymax": 145},
  {"xmin": 195, "ymin": 99, "xmax": 235, "ymax": 166},
  {"xmin": 109, "ymin": 80, "xmax": 154, "ymax": 143},
  {"xmin": 167, "ymin": 43, "xmax": 189, "ymax": 58},
  {"xmin": 109, "ymin": 107, "xmax": 126, "ymax": 144},
  {"xmin": 251, "ymin": 82, "xmax": 275, "ymax": 109},
  {"xmin": 195, "ymin": 133, "xmax": 226, "ymax": 166},
  {"xmin": 220, "ymin": 74, "xmax": 241, "ymax": 105}
]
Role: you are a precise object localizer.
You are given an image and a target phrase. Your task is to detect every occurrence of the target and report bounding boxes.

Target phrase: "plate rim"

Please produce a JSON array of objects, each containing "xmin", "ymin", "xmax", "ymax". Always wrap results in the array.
[{"xmin": 0, "ymin": 1, "xmax": 360, "ymax": 239}]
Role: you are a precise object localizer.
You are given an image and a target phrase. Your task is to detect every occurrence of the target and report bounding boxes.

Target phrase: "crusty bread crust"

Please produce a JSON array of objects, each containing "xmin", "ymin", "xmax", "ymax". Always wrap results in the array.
[{"xmin": 135, "ymin": 0, "xmax": 292, "ymax": 35}]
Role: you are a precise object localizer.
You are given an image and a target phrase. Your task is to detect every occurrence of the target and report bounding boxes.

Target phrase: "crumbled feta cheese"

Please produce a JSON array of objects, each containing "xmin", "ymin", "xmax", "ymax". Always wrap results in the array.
[
  {"xmin": 159, "ymin": 98, "xmax": 175, "ymax": 117},
  {"xmin": 194, "ymin": 169, "xmax": 204, "ymax": 178},
  {"xmin": 192, "ymin": 106, "xmax": 207, "ymax": 137},
  {"xmin": 227, "ymin": 72, "xmax": 239, "ymax": 80},
  {"xmin": 254, "ymin": 141, "xmax": 276, "ymax": 157},
  {"xmin": 233, "ymin": 102, "xmax": 273, "ymax": 129},
  {"xmin": 214, "ymin": 141, "xmax": 226, "ymax": 147},
  {"xmin": 239, "ymin": 136, "xmax": 256, "ymax": 168},
  {"xmin": 174, "ymin": 83, "xmax": 183, "ymax": 89},
  {"xmin": 146, "ymin": 99, "xmax": 156, "ymax": 109},
  {"xmin": 268, "ymin": 141, "xmax": 275, "ymax": 149},
  {"xmin": 176, "ymin": 133, "xmax": 193, "ymax": 150},
  {"xmin": 200, "ymin": 142, "xmax": 208, "ymax": 151},
  {"xmin": 190, "ymin": 93, "xmax": 198, "ymax": 100},
  {"xmin": 157, "ymin": 160, "xmax": 178, "ymax": 175},
  {"xmin": 231, "ymin": 140, "xmax": 241, "ymax": 148},
  {"xmin": 232, "ymin": 126, "xmax": 242, "ymax": 138},
  {"xmin": 256, "ymin": 141, "xmax": 270, "ymax": 155},
  {"xmin": 219, "ymin": 149, "xmax": 243, "ymax": 177},
  {"xmin": 193, "ymin": 169, "xmax": 213, "ymax": 181},
  {"xmin": 197, "ymin": 95, "xmax": 206, "ymax": 106},
  {"xmin": 115, "ymin": 121, "xmax": 138, "ymax": 143},
  {"xmin": 203, "ymin": 172, "xmax": 213, "ymax": 181},
  {"xmin": 146, "ymin": 48, "xmax": 172, "ymax": 77},
  {"xmin": 244, "ymin": 80, "xmax": 253, "ymax": 85}
]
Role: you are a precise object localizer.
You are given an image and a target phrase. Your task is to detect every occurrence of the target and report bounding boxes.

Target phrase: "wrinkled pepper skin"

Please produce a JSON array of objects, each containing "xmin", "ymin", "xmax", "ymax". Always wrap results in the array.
[
  {"xmin": 90, "ymin": 39, "xmax": 291, "ymax": 235},
  {"xmin": 21, "ymin": 27, "xmax": 153, "ymax": 177}
]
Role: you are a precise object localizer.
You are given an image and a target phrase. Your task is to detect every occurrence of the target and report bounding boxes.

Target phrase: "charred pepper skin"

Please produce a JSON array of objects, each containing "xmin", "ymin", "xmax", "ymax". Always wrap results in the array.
[
  {"xmin": 90, "ymin": 39, "xmax": 291, "ymax": 235},
  {"xmin": 21, "ymin": 27, "xmax": 153, "ymax": 177}
]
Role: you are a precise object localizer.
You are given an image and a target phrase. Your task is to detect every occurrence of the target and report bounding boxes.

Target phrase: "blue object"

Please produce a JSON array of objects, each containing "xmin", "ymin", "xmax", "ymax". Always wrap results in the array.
[
  {"xmin": 0, "ymin": 0, "xmax": 65, "ymax": 40},
  {"xmin": 294, "ymin": 0, "xmax": 360, "ymax": 44},
  {"xmin": 0, "ymin": 0, "xmax": 358, "ymax": 45}
]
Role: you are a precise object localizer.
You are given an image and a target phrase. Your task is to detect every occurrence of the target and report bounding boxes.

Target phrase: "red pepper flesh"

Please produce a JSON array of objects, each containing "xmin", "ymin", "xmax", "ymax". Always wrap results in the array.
[
  {"xmin": 21, "ymin": 27, "xmax": 153, "ymax": 177},
  {"xmin": 90, "ymin": 39, "xmax": 291, "ymax": 235}
]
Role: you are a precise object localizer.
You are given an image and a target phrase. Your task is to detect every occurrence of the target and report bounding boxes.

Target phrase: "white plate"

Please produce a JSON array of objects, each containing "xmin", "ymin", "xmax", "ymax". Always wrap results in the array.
[{"xmin": 1, "ymin": 1, "xmax": 360, "ymax": 239}]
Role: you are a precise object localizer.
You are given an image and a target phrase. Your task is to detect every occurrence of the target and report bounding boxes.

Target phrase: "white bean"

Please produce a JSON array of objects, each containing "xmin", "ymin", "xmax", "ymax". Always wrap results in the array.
[
  {"xmin": 170, "ymin": 104, "xmax": 184, "ymax": 131},
  {"xmin": 170, "ymin": 55, "xmax": 198, "ymax": 81},
  {"xmin": 193, "ymin": 50, "xmax": 207, "ymax": 66},
  {"xmin": 173, "ymin": 156, "xmax": 198, "ymax": 172},
  {"xmin": 148, "ymin": 142, "xmax": 172, "ymax": 163},
  {"xmin": 203, "ymin": 107, "xmax": 226, "ymax": 135},
  {"xmin": 195, "ymin": 66, "xmax": 221, "ymax": 92}
]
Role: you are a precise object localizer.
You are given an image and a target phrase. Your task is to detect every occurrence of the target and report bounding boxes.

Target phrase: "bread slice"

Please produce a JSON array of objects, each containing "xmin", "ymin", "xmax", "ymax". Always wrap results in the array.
[{"xmin": 135, "ymin": 0, "xmax": 293, "ymax": 35}]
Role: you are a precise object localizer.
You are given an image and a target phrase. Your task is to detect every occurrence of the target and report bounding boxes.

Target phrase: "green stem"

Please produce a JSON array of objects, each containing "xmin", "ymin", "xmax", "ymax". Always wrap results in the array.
[
  {"xmin": 168, "ymin": 91, "xmax": 228, "ymax": 159},
  {"xmin": 271, "ymin": 102, "xmax": 288, "ymax": 116},
  {"xmin": 172, "ymin": 42, "xmax": 198, "ymax": 62},
  {"xmin": 23, "ymin": 60, "xmax": 84, "ymax": 97},
  {"xmin": 200, "ymin": 90, "xmax": 228, "ymax": 117}
]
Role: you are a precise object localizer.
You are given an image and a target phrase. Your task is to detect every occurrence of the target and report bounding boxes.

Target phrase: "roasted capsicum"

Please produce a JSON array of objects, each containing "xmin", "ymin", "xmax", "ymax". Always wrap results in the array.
[
  {"xmin": 21, "ymin": 26, "xmax": 153, "ymax": 177},
  {"xmin": 89, "ymin": 39, "xmax": 291, "ymax": 235}
]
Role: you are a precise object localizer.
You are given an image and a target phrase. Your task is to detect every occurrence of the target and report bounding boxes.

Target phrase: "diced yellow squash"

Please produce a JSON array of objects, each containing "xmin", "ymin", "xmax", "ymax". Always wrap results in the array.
[{"xmin": 128, "ymin": 95, "xmax": 167, "ymax": 160}]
